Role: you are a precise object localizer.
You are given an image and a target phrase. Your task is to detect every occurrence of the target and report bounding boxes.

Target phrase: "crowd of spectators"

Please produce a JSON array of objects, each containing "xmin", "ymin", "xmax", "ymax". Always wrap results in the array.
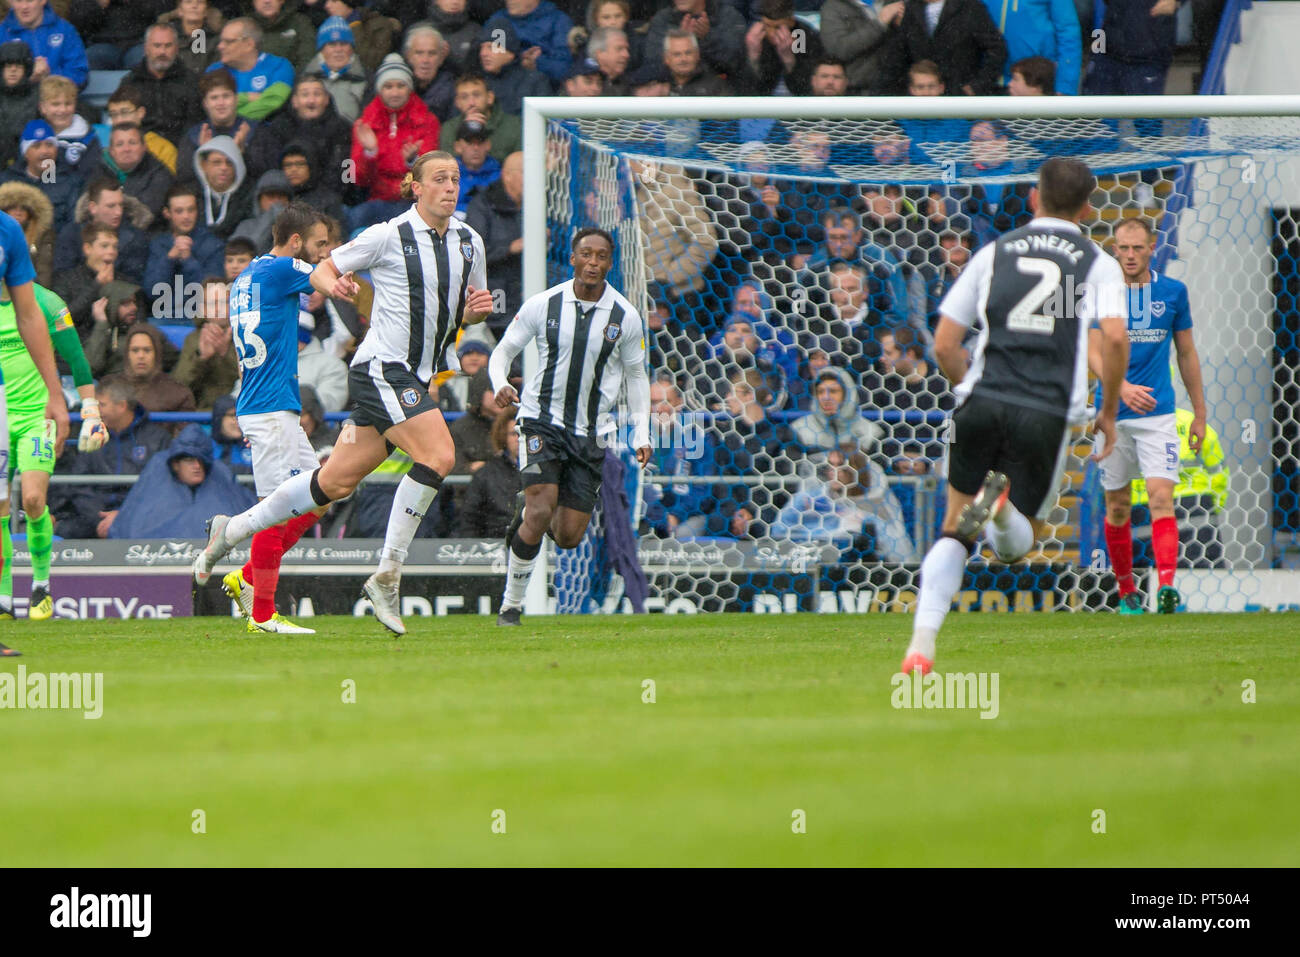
[{"xmin": 0, "ymin": 0, "xmax": 1202, "ymax": 550}]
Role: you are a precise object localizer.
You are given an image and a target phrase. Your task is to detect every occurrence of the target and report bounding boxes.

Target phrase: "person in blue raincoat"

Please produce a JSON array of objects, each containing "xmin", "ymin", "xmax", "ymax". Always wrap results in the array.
[{"xmin": 108, "ymin": 422, "xmax": 256, "ymax": 538}]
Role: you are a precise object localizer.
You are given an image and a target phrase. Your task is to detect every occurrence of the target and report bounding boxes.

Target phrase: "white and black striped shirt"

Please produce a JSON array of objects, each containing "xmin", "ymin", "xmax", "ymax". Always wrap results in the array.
[
  {"xmin": 331, "ymin": 205, "xmax": 487, "ymax": 384},
  {"xmin": 490, "ymin": 280, "xmax": 650, "ymax": 447},
  {"xmin": 940, "ymin": 216, "xmax": 1126, "ymax": 424}
]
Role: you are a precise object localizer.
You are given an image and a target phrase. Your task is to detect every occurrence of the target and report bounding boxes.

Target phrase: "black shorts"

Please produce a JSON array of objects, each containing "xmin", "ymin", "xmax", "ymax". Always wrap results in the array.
[
  {"xmin": 946, "ymin": 392, "xmax": 1072, "ymax": 522},
  {"xmin": 517, "ymin": 417, "xmax": 605, "ymax": 513},
  {"xmin": 348, "ymin": 360, "xmax": 440, "ymax": 435}
]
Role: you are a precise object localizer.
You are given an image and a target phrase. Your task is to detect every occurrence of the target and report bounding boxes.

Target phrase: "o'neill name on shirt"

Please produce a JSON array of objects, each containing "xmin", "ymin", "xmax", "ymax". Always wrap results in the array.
[{"xmin": 1002, "ymin": 232, "xmax": 1085, "ymax": 263}]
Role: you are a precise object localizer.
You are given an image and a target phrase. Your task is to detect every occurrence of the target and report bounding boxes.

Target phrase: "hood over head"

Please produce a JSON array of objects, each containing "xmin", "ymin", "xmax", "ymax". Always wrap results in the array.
[
  {"xmin": 194, "ymin": 135, "xmax": 247, "ymax": 196},
  {"xmin": 810, "ymin": 365, "xmax": 860, "ymax": 426},
  {"xmin": 0, "ymin": 180, "xmax": 52, "ymax": 242},
  {"xmin": 210, "ymin": 393, "xmax": 239, "ymax": 442},
  {"xmin": 166, "ymin": 422, "xmax": 215, "ymax": 472}
]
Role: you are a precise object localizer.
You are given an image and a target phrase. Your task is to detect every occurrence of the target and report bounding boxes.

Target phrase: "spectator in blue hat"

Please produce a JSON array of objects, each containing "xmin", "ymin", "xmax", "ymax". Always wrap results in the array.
[
  {"xmin": 0, "ymin": 0, "xmax": 89, "ymax": 88},
  {"xmin": 478, "ymin": 18, "xmax": 552, "ymax": 115},
  {"xmin": 445, "ymin": 336, "xmax": 493, "ymax": 411},
  {"xmin": 0, "ymin": 119, "xmax": 82, "ymax": 232},
  {"xmin": 453, "ymin": 119, "xmax": 500, "ymax": 219},
  {"xmin": 625, "ymin": 57, "xmax": 669, "ymax": 96},
  {"xmin": 301, "ymin": 15, "xmax": 368, "ymax": 121},
  {"xmin": 562, "ymin": 56, "xmax": 603, "ymax": 97},
  {"xmin": 316, "ymin": 0, "xmax": 399, "ymax": 73}
]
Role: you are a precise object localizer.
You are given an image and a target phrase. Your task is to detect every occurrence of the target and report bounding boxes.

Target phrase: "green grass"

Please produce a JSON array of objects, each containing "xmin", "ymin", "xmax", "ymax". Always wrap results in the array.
[{"xmin": 0, "ymin": 613, "xmax": 1295, "ymax": 866}]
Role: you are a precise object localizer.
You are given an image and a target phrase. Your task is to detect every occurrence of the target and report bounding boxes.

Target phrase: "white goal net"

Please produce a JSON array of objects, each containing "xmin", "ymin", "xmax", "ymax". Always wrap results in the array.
[{"xmin": 526, "ymin": 96, "xmax": 1300, "ymax": 615}]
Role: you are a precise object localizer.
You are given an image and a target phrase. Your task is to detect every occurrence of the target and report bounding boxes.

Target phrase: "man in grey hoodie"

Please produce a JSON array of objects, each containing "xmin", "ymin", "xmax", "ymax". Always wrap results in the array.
[
  {"xmin": 792, "ymin": 366, "xmax": 882, "ymax": 458},
  {"xmin": 193, "ymin": 134, "xmax": 253, "ymax": 241}
]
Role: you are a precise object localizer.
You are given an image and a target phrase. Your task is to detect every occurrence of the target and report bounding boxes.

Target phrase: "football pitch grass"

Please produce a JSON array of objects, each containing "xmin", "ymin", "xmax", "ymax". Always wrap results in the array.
[{"xmin": 1, "ymin": 613, "xmax": 1295, "ymax": 867}]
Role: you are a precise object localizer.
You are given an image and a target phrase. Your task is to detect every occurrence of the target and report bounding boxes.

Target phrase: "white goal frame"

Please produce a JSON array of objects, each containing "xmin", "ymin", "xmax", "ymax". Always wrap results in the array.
[{"xmin": 519, "ymin": 94, "xmax": 1300, "ymax": 616}]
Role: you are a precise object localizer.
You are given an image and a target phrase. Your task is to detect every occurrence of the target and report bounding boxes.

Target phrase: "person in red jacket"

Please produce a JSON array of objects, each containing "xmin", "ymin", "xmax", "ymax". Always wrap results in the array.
[{"xmin": 347, "ymin": 53, "xmax": 440, "ymax": 235}]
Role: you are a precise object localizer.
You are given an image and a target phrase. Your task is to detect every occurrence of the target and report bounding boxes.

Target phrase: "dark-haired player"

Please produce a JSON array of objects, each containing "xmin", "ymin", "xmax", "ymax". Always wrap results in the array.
[
  {"xmin": 220, "ymin": 201, "xmax": 331, "ymax": 634},
  {"xmin": 489, "ymin": 228, "xmax": 651, "ymax": 626},
  {"xmin": 902, "ymin": 157, "xmax": 1130, "ymax": 675}
]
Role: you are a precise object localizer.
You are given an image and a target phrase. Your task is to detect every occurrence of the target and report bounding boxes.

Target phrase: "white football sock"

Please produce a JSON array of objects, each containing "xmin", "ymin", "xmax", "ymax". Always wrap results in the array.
[
  {"xmin": 985, "ymin": 504, "xmax": 1034, "ymax": 562},
  {"xmin": 909, "ymin": 536, "xmax": 969, "ymax": 659},
  {"xmin": 501, "ymin": 541, "xmax": 538, "ymax": 610},
  {"xmin": 226, "ymin": 470, "xmax": 321, "ymax": 544},
  {"xmin": 377, "ymin": 474, "xmax": 440, "ymax": 583}
]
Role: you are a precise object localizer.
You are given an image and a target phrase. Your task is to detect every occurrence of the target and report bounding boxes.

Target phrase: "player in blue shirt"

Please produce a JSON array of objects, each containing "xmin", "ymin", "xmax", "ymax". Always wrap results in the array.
[
  {"xmin": 223, "ymin": 203, "xmax": 332, "ymax": 634},
  {"xmin": 0, "ymin": 209, "xmax": 69, "ymax": 654},
  {"xmin": 1088, "ymin": 218, "xmax": 1207, "ymax": 616}
]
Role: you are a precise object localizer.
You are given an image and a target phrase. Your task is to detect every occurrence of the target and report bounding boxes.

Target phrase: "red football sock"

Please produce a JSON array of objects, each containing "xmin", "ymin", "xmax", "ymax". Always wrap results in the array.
[
  {"xmin": 280, "ymin": 512, "xmax": 319, "ymax": 551},
  {"xmin": 250, "ymin": 524, "xmax": 287, "ymax": 622},
  {"xmin": 1152, "ymin": 516, "xmax": 1179, "ymax": 588},
  {"xmin": 242, "ymin": 513, "xmax": 317, "ymax": 580},
  {"xmin": 1104, "ymin": 520, "xmax": 1135, "ymax": 596}
]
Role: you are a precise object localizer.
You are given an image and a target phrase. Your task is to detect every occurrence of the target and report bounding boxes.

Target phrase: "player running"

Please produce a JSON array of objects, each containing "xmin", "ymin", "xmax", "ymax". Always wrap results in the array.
[
  {"xmin": 900, "ymin": 157, "xmax": 1130, "ymax": 676},
  {"xmin": 0, "ymin": 209, "xmax": 70, "ymax": 655},
  {"xmin": 193, "ymin": 151, "xmax": 493, "ymax": 636},
  {"xmin": 1088, "ymin": 218, "xmax": 1206, "ymax": 615},
  {"xmin": 489, "ymin": 228, "xmax": 651, "ymax": 626},
  {"xmin": 0, "ymin": 283, "xmax": 104, "ymax": 620},
  {"xmin": 220, "ymin": 202, "xmax": 332, "ymax": 634}
]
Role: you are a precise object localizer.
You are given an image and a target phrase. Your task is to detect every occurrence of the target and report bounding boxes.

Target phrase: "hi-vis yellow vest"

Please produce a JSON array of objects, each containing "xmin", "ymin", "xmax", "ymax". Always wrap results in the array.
[{"xmin": 1131, "ymin": 408, "xmax": 1228, "ymax": 511}]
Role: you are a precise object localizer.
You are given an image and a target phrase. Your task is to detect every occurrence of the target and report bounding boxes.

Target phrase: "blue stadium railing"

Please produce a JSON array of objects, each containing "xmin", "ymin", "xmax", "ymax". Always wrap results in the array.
[{"xmin": 1200, "ymin": 0, "xmax": 1252, "ymax": 97}]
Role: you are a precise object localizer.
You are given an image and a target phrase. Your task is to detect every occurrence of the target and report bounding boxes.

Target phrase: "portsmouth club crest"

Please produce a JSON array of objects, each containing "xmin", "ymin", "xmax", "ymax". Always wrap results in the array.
[
  {"xmin": 461, "ymin": 238, "xmax": 475, "ymax": 263},
  {"xmin": 527, "ymin": 435, "xmax": 543, "ymax": 455},
  {"xmin": 604, "ymin": 322, "xmax": 621, "ymax": 342},
  {"xmin": 1150, "ymin": 300, "xmax": 1166, "ymax": 317},
  {"xmin": 400, "ymin": 387, "xmax": 420, "ymax": 408}
]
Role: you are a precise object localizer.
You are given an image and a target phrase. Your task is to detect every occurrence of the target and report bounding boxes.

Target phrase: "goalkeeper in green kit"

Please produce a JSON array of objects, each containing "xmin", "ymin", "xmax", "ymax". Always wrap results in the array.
[{"xmin": 0, "ymin": 282, "xmax": 103, "ymax": 620}]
